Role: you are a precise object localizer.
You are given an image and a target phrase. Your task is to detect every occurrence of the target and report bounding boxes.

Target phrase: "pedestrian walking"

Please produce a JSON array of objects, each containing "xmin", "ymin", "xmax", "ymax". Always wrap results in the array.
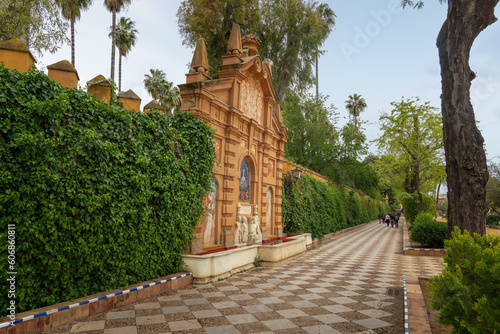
[
  {"xmin": 385, "ymin": 213, "xmax": 390, "ymax": 227},
  {"xmin": 390, "ymin": 212, "xmax": 395, "ymax": 228},
  {"xmin": 394, "ymin": 213, "xmax": 399, "ymax": 228}
]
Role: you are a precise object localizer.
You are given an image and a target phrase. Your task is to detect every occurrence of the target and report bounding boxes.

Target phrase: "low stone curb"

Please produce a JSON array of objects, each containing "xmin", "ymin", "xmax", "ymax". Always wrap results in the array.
[
  {"xmin": 0, "ymin": 272, "xmax": 192, "ymax": 334},
  {"xmin": 405, "ymin": 275, "xmax": 432, "ymax": 333}
]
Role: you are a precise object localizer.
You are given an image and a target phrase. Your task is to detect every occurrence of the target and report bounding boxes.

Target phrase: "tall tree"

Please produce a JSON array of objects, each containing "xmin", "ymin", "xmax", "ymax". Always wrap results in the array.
[
  {"xmin": 177, "ymin": 0, "xmax": 335, "ymax": 100},
  {"xmin": 375, "ymin": 98, "xmax": 446, "ymax": 212},
  {"xmin": 0, "ymin": 0, "xmax": 68, "ymax": 56},
  {"xmin": 111, "ymin": 16, "xmax": 137, "ymax": 92},
  {"xmin": 57, "ymin": 0, "xmax": 92, "ymax": 66},
  {"xmin": 342, "ymin": 94, "xmax": 367, "ymax": 160},
  {"xmin": 104, "ymin": 0, "xmax": 131, "ymax": 81},
  {"xmin": 402, "ymin": 0, "xmax": 498, "ymax": 236},
  {"xmin": 345, "ymin": 94, "xmax": 367, "ymax": 121},
  {"xmin": 144, "ymin": 69, "xmax": 181, "ymax": 114}
]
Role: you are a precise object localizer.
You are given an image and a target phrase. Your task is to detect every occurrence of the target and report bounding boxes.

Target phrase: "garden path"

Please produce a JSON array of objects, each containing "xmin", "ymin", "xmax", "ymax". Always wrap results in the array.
[{"xmin": 46, "ymin": 221, "xmax": 444, "ymax": 334}]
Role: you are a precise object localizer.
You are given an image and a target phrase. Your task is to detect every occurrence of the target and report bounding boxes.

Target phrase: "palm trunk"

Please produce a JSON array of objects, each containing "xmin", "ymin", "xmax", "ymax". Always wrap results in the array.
[
  {"xmin": 315, "ymin": 52, "xmax": 319, "ymax": 100},
  {"xmin": 110, "ymin": 9, "xmax": 116, "ymax": 81},
  {"xmin": 71, "ymin": 20, "xmax": 75, "ymax": 66},
  {"xmin": 437, "ymin": 0, "xmax": 498, "ymax": 237},
  {"xmin": 118, "ymin": 53, "xmax": 122, "ymax": 92}
]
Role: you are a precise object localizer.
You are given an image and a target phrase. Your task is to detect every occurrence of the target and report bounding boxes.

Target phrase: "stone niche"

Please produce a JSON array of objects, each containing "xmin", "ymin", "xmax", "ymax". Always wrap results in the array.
[{"xmin": 179, "ymin": 24, "xmax": 288, "ymax": 253}]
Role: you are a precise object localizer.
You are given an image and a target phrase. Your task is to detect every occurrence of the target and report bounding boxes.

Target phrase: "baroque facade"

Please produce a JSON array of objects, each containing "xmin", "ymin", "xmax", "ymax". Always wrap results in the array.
[{"xmin": 178, "ymin": 25, "xmax": 288, "ymax": 253}]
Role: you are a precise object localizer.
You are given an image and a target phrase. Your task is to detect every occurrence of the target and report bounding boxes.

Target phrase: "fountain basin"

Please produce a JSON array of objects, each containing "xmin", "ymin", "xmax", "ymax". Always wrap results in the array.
[{"xmin": 183, "ymin": 233, "xmax": 311, "ymax": 283}]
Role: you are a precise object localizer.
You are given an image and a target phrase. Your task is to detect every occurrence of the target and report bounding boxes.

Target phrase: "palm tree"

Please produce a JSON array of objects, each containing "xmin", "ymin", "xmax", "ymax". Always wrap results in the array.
[
  {"xmin": 111, "ymin": 16, "xmax": 137, "ymax": 92},
  {"xmin": 57, "ymin": 0, "xmax": 92, "ymax": 66},
  {"xmin": 104, "ymin": 0, "xmax": 131, "ymax": 81},
  {"xmin": 144, "ymin": 69, "xmax": 166, "ymax": 101},
  {"xmin": 345, "ymin": 94, "xmax": 367, "ymax": 122},
  {"xmin": 144, "ymin": 69, "xmax": 181, "ymax": 115}
]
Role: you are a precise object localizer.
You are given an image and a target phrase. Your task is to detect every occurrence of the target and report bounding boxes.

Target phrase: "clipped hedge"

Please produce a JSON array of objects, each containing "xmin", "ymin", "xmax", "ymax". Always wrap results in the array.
[
  {"xmin": 410, "ymin": 214, "xmax": 448, "ymax": 248},
  {"xmin": 282, "ymin": 173, "xmax": 388, "ymax": 239},
  {"xmin": 429, "ymin": 227, "xmax": 500, "ymax": 332},
  {"xmin": 0, "ymin": 66, "xmax": 216, "ymax": 315}
]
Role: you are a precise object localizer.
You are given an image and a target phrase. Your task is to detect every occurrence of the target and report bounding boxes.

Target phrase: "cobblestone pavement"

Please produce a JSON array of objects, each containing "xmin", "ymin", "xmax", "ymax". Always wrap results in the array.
[{"xmin": 46, "ymin": 221, "xmax": 444, "ymax": 334}]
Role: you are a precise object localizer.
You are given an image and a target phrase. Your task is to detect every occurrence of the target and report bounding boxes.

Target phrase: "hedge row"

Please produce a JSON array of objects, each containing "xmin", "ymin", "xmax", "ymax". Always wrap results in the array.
[
  {"xmin": 0, "ymin": 66, "xmax": 216, "ymax": 315},
  {"xmin": 282, "ymin": 173, "xmax": 389, "ymax": 239}
]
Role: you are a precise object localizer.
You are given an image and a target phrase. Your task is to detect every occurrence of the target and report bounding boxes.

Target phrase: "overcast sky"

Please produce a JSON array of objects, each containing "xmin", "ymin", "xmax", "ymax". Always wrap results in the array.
[{"xmin": 38, "ymin": 0, "xmax": 500, "ymax": 162}]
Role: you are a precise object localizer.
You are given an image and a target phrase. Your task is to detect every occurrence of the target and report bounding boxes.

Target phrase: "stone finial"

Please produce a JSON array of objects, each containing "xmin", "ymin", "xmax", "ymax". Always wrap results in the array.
[
  {"xmin": 118, "ymin": 89, "xmax": 141, "ymax": 112},
  {"xmin": 190, "ymin": 39, "xmax": 209, "ymax": 74},
  {"xmin": 242, "ymin": 34, "xmax": 261, "ymax": 57},
  {"xmin": 186, "ymin": 39, "xmax": 211, "ymax": 83},
  {"xmin": 0, "ymin": 39, "xmax": 36, "ymax": 72},
  {"xmin": 87, "ymin": 75, "xmax": 111, "ymax": 104},
  {"xmin": 227, "ymin": 23, "xmax": 242, "ymax": 56},
  {"xmin": 47, "ymin": 60, "xmax": 79, "ymax": 88}
]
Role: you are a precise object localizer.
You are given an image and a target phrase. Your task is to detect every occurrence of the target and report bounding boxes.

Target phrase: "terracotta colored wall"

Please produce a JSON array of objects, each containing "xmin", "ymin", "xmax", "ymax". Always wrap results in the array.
[
  {"xmin": 120, "ymin": 98, "xmax": 141, "ymax": 112},
  {"xmin": 0, "ymin": 49, "xmax": 34, "ymax": 73},
  {"xmin": 48, "ymin": 69, "xmax": 78, "ymax": 89}
]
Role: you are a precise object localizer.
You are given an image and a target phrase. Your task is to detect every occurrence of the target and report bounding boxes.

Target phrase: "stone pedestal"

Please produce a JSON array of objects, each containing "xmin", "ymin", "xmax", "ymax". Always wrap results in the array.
[
  {"xmin": 47, "ymin": 60, "xmax": 79, "ymax": 88},
  {"xmin": 87, "ymin": 75, "xmax": 111, "ymax": 104},
  {"xmin": 0, "ymin": 39, "xmax": 35, "ymax": 73}
]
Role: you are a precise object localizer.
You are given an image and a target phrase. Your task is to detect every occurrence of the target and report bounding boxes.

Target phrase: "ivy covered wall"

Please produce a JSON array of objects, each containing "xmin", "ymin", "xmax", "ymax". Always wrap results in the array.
[{"xmin": 0, "ymin": 66, "xmax": 216, "ymax": 315}]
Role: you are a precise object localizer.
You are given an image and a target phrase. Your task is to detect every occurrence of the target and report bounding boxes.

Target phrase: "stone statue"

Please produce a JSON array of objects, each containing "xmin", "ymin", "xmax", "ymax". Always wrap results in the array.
[
  {"xmin": 253, "ymin": 204, "xmax": 262, "ymax": 243},
  {"xmin": 235, "ymin": 204, "xmax": 249, "ymax": 244}
]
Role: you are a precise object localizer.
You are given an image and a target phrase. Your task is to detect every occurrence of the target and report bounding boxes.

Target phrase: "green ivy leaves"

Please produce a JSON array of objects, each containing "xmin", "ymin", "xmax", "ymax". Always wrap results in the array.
[{"xmin": 0, "ymin": 65, "xmax": 215, "ymax": 316}]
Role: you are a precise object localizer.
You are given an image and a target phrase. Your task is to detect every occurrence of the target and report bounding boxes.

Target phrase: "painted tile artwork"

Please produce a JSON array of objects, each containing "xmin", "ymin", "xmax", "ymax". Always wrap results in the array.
[
  {"xmin": 240, "ymin": 76, "xmax": 264, "ymax": 124},
  {"xmin": 239, "ymin": 159, "xmax": 251, "ymax": 202}
]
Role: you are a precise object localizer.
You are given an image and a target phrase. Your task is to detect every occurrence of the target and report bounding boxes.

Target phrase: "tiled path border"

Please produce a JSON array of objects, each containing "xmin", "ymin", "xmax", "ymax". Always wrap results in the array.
[
  {"xmin": 405, "ymin": 275, "xmax": 432, "ymax": 333},
  {"xmin": 0, "ymin": 273, "xmax": 192, "ymax": 334},
  {"xmin": 402, "ymin": 219, "xmax": 447, "ymax": 257}
]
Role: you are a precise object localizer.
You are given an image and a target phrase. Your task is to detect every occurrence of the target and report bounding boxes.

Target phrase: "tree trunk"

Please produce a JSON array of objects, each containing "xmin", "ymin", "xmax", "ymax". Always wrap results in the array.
[
  {"xmin": 437, "ymin": 0, "xmax": 498, "ymax": 237},
  {"xmin": 435, "ymin": 181, "xmax": 441, "ymax": 218},
  {"xmin": 118, "ymin": 53, "xmax": 122, "ymax": 92},
  {"xmin": 110, "ymin": 9, "xmax": 116, "ymax": 81},
  {"xmin": 71, "ymin": 20, "xmax": 75, "ymax": 66}
]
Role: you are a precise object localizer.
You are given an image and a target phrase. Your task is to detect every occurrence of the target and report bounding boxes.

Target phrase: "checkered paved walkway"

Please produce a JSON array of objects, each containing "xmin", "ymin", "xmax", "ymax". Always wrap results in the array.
[{"xmin": 45, "ymin": 221, "xmax": 443, "ymax": 333}]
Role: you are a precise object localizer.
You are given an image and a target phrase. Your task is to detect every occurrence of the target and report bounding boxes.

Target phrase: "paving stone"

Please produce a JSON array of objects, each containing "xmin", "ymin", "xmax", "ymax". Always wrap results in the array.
[
  {"xmin": 361, "ymin": 301, "xmax": 393, "ymax": 308},
  {"xmin": 162, "ymin": 305, "xmax": 190, "ymax": 314},
  {"xmin": 106, "ymin": 310, "xmax": 135, "ymax": 320},
  {"xmin": 183, "ymin": 298, "xmax": 209, "ymax": 306},
  {"xmin": 136, "ymin": 314, "xmax": 166, "ymax": 325},
  {"xmin": 329, "ymin": 297, "xmax": 358, "ymax": 304},
  {"xmin": 288, "ymin": 300, "xmax": 318, "ymax": 308},
  {"xmin": 71, "ymin": 320, "xmax": 106, "ymax": 332},
  {"xmin": 243, "ymin": 304, "xmax": 273, "ymax": 313},
  {"xmin": 103, "ymin": 326, "xmax": 137, "ymax": 334},
  {"xmin": 358, "ymin": 309, "xmax": 392, "ymax": 318},
  {"xmin": 269, "ymin": 290, "xmax": 294, "ymax": 297},
  {"xmin": 212, "ymin": 301, "xmax": 240, "ymax": 309},
  {"xmin": 302, "ymin": 325, "xmax": 342, "ymax": 334},
  {"xmin": 276, "ymin": 309, "xmax": 308, "ymax": 318},
  {"xmin": 261, "ymin": 318, "xmax": 298, "ymax": 331},
  {"xmin": 225, "ymin": 313, "xmax": 258, "ymax": 324},
  {"xmin": 313, "ymin": 314, "xmax": 348, "ymax": 324},
  {"xmin": 192, "ymin": 309, "xmax": 223, "ymax": 319},
  {"xmin": 218, "ymin": 285, "xmax": 240, "ymax": 291},
  {"xmin": 322, "ymin": 304, "xmax": 354, "ymax": 313},
  {"xmin": 167, "ymin": 319, "xmax": 202, "ymax": 331},
  {"xmin": 204, "ymin": 324, "xmax": 240, "ymax": 334},
  {"xmin": 135, "ymin": 302, "xmax": 161, "ymax": 310},
  {"xmin": 354, "ymin": 318, "xmax": 392, "ymax": 329},
  {"xmin": 158, "ymin": 294, "xmax": 181, "ymax": 302},
  {"xmin": 229, "ymin": 294, "xmax": 253, "ymax": 301},
  {"xmin": 257, "ymin": 297, "xmax": 284, "ymax": 304}
]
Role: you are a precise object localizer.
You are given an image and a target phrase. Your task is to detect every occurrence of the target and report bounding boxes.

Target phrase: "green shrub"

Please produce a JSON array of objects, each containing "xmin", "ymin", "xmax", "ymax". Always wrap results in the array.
[
  {"xmin": 410, "ymin": 218, "xmax": 447, "ymax": 248},
  {"xmin": 399, "ymin": 192, "xmax": 435, "ymax": 223},
  {"xmin": 486, "ymin": 214, "xmax": 500, "ymax": 226},
  {"xmin": 282, "ymin": 174, "xmax": 388, "ymax": 239},
  {"xmin": 0, "ymin": 66, "xmax": 216, "ymax": 315},
  {"xmin": 428, "ymin": 227, "xmax": 500, "ymax": 333}
]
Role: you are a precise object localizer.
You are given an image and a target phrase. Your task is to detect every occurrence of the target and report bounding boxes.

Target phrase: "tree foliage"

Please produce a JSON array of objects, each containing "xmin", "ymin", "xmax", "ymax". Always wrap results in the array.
[
  {"xmin": 0, "ymin": 0, "xmax": 68, "ymax": 56},
  {"xmin": 0, "ymin": 65, "xmax": 216, "ymax": 315},
  {"xmin": 177, "ymin": 0, "xmax": 335, "ymax": 100},
  {"xmin": 486, "ymin": 161, "xmax": 500, "ymax": 215},
  {"xmin": 375, "ymin": 97, "xmax": 445, "ymax": 211},
  {"xmin": 111, "ymin": 16, "xmax": 138, "ymax": 92},
  {"xmin": 143, "ymin": 69, "xmax": 181, "ymax": 113}
]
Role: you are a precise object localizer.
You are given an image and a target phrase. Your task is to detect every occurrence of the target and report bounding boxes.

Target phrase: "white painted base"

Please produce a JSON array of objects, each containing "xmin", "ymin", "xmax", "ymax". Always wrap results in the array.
[{"xmin": 183, "ymin": 234, "xmax": 312, "ymax": 283}]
